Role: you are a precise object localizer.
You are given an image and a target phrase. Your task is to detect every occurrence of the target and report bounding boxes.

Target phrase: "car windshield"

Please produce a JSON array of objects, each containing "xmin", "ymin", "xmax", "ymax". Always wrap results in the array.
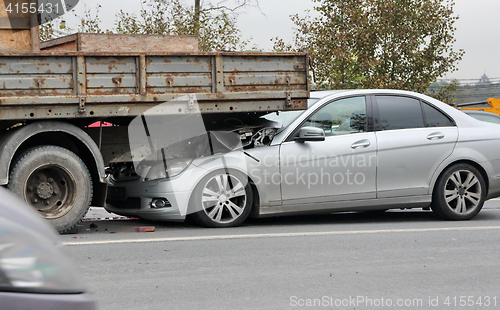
[{"xmin": 260, "ymin": 98, "xmax": 321, "ymax": 133}]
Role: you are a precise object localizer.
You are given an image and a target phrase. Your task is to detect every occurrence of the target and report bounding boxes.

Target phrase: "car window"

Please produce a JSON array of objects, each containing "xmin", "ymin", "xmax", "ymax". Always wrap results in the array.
[
  {"xmin": 303, "ymin": 96, "xmax": 367, "ymax": 136},
  {"xmin": 376, "ymin": 96, "xmax": 424, "ymax": 130},
  {"xmin": 422, "ymin": 103, "xmax": 454, "ymax": 127}
]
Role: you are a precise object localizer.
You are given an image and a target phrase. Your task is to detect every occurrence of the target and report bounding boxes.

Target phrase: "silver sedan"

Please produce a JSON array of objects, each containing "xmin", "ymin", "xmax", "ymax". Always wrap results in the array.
[{"xmin": 105, "ymin": 90, "xmax": 500, "ymax": 227}]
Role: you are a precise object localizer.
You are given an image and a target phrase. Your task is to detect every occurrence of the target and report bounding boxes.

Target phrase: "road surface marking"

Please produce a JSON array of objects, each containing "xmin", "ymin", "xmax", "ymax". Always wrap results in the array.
[{"xmin": 63, "ymin": 225, "xmax": 500, "ymax": 246}]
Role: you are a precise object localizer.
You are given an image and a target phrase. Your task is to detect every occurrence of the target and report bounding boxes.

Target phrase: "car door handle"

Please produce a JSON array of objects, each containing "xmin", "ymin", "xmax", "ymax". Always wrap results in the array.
[
  {"xmin": 427, "ymin": 132, "xmax": 445, "ymax": 140},
  {"xmin": 351, "ymin": 140, "xmax": 370, "ymax": 149}
]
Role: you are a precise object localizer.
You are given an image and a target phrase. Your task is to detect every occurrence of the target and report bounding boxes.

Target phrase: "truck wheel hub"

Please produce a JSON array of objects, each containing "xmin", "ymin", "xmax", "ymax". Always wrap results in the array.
[{"xmin": 36, "ymin": 182, "xmax": 54, "ymax": 199}]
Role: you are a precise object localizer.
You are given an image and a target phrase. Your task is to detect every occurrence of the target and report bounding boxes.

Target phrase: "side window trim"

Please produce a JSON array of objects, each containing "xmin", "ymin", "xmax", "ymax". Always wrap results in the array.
[
  {"xmin": 366, "ymin": 95, "xmax": 375, "ymax": 132},
  {"xmin": 420, "ymin": 100, "xmax": 457, "ymax": 127},
  {"xmin": 284, "ymin": 95, "xmax": 373, "ymax": 142},
  {"xmin": 372, "ymin": 94, "xmax": 455, "ymax": 131},
  {"xmin": 371, "ymin": 94, "xmax": 381, "ymax": 131}
]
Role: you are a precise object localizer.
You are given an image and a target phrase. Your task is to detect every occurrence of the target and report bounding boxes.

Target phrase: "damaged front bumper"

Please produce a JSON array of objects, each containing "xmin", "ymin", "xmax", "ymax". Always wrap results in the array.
[{"xmin": 104, "ymin": 168, "xmax": 200, "ymax": 221}]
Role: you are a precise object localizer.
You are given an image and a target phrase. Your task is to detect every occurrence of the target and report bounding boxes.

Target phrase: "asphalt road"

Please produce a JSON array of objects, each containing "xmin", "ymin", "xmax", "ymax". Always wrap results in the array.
[{"xmin": 61, "ymin": 200, "xmax": 500, "ymax": 310}]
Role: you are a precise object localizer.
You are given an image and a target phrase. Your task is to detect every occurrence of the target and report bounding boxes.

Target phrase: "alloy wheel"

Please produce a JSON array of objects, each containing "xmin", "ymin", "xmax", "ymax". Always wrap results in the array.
[
  {"xmin": 444, "ymin": 170, "xmax": 482, "ymax": 215},
  {"xmin": 200, "ymin": 173, "xmax": 247, "ymax": 224}
]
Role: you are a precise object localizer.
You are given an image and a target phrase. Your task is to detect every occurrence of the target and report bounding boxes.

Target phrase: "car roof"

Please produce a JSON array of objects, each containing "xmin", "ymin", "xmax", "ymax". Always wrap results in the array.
[
  {"xmin": 309, "ymin": 89, "xmax": 438, "ymax": 99},
  {"xmin": 309, "ymin": 90, "xmax": 349, "ymax": 99}
]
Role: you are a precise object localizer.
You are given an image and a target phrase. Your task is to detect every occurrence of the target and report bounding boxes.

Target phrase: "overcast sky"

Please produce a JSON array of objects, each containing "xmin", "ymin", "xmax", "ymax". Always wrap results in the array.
[{"xmin": 65, "ymin": 0, "xmax": 500, "ymax": 81}]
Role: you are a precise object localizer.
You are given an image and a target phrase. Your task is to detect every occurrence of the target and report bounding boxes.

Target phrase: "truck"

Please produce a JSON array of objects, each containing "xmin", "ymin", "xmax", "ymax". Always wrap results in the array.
[
  {"xmin": 457, "ymin": 98, "xmax": 500, "ymax": 114},
  {"xmin": 0, "ymin": 31, "xmax": 309, "ymax": 233}
]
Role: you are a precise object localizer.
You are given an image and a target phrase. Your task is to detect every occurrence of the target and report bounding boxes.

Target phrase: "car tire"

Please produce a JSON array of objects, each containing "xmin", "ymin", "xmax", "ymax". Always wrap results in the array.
[
  {"xmin": 9, "ymin": 146, "xmax": 93, "ymax": 234},
  {"xmin": 189, "ymin": 170, "xmax": 253, "ymax": 228},
  {"xmin": 431, "ymin": 163, "xmax": 486, "ymax": 220}
]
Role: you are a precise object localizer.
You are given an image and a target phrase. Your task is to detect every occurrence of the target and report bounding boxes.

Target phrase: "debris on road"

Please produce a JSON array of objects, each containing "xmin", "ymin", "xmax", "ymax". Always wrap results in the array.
[{"xmin": 133, "ymin": 226, "xmax": 155, "ymax": 232}]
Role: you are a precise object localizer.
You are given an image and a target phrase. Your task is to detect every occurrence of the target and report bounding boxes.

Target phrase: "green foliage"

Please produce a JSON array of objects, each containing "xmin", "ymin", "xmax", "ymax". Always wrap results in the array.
[
  {"xmin": 39, "ymin": 22, "xmax": 57, "ymax": 42},
  {"xmin": 115, "ymin": 0, "xmax": 249, "ymax": 51},
  {"xmin": 76, "ymin": 5, "xmax": 111, "ymax": 34},
  {"xmin": 273, "ymin": 0, "xmax": 464, "ymax": 94},
  {"xmin": 39, "ymin": 5, "xmax": 110, "ymax": 41}
]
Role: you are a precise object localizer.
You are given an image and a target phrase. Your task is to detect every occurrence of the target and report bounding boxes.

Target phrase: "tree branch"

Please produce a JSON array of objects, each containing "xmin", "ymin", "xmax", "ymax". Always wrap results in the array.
[{"xmin": 205, "ymin": 0, "xmax": 254, "ymax": 12}]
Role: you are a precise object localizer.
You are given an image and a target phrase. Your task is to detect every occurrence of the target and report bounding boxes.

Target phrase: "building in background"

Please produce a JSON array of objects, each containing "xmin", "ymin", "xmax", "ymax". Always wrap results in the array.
[{"xmin": 430, "ymin": 74, "xmax": 500, "ymax": 104}]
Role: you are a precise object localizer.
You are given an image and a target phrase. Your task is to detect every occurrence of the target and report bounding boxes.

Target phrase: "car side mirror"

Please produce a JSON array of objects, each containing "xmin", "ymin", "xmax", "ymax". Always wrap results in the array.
[{"xmin": 295, "ymin": 126, "xmax": 325, "ymax": 142}]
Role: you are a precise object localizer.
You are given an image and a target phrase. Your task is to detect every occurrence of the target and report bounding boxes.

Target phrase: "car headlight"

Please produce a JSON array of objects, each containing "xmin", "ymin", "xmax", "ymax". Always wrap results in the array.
[
  {"xmin": 0, "ymin": 218, "xmax": 87, "ymax": 294},
  {"xmin": 144, "ymin": 158, "xmax": 192, "ymax": 181}
]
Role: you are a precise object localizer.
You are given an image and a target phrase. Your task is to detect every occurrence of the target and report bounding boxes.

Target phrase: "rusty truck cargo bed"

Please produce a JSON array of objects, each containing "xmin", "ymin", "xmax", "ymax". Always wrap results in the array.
[{"xmin": 0, "ymin": 51, "xmax": 309, "ymax": 121}]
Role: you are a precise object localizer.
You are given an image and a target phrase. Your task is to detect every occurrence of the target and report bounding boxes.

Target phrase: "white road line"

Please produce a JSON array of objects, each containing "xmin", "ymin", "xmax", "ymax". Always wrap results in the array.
[{"xmin": 63, "ymin": 225, "xmax": 500, "ymax": 246}]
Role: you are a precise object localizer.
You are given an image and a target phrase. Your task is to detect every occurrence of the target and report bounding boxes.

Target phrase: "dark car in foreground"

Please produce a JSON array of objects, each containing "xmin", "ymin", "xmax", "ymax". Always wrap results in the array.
[
  {"xmin": 0, "ymin": 187, "xmax": 96, "ymax": 310},
  {"xmin": 106, "ymin": 90, "xmax": 500, "ymax": 227}
]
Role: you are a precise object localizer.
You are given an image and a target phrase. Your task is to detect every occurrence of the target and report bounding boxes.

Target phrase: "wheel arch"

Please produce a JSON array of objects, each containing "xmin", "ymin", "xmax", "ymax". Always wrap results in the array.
[
  {"xmin": 0, "ymin": 121, "xmax": 107, "ymax": 206},
  {"xmin": 430, "ymin": 159, "xmax": 489, "ymax": 197},
  {"xmin": 186, "ymin": 166, "xmax": 260, "ymax": 217}
]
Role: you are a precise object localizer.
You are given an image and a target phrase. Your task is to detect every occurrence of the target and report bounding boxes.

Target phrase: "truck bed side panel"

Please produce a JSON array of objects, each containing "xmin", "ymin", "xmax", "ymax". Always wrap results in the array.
[{"xmin": 0, "ymin": 52, "xmax": 309, "ymax": 120}]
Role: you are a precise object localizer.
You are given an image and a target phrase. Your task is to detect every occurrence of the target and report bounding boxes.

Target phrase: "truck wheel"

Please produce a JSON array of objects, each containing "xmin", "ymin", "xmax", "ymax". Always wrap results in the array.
[
  {"xmin": 431, "ymin": 163, "xmax": 485, "ymax": 220},
  {"xmin": 9, "ymin": 146, "xmax": 93, "ymax": 234},
  {"xmin": 190, "ymin": 170, "xmax": 253, "ymax": 228}
]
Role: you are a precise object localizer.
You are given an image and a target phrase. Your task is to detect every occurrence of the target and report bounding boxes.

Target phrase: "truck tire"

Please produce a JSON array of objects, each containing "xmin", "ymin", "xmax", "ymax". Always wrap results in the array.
[{"xmin": 9, "ymin": 146, "xmax": 93, "ymax": 234}]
